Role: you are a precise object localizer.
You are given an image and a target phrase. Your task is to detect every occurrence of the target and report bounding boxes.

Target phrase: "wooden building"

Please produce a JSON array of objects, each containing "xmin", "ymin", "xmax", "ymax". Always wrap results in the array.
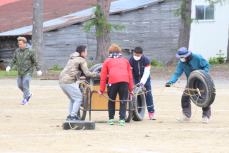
[{"xmin": 0, "ymin": 0, "xmax": 182, "ymax": 69}]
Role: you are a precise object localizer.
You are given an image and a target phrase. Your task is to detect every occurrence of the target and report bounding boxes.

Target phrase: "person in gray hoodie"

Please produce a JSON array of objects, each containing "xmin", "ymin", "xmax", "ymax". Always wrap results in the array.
[{"xmin": 59, "ymin": 45, "xmax": 99, "ymax": 121}]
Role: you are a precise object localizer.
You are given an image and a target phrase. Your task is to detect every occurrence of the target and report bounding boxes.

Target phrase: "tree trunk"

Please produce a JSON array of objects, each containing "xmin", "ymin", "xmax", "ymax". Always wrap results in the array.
[
  {"xmin": 96, "ymin": 0, "xmax": 111, "ymax": 63},
  {"xmin": 178, "ymin": 0, "xmax": 192, "ymax": 48},
  {"xmin": 227, "ymin": 26, "xmax": 229, "ymax": 63},
  {"xmin": 32, "ymin": 0, "xmax": 44, "ymax": 70}
]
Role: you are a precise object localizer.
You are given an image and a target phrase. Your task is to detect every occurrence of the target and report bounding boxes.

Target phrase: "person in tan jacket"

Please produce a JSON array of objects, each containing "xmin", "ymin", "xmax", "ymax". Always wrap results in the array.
[{"xmin": 59, "ymin": 45, "xmax": 99, "ymax": 121}]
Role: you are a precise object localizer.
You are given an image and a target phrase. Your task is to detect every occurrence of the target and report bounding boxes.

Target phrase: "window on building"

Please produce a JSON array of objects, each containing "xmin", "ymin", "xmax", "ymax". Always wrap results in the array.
[{"xmin": 195, "ymin": 5, "xmax": 214, "ymax": 20}]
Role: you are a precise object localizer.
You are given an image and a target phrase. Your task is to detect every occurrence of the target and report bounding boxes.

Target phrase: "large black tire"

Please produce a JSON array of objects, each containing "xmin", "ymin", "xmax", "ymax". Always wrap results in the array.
[
  {"xmin": 132, "ymin": 87, "xmax": 146, "ymax": 121},
  {"xmin": 78, "ymin": 84, "xmax": 91, "ymax": 120},
  {"xmin": 89, "ymin": 63, "xmax": 102, "ymax": 72},
  {"xmin": 125, "ymin": 98, "xmax": 134, "ymax": 123},
  {"xmin": 187, "ymin": 70, "xmax": 216, "ymax": 108}
]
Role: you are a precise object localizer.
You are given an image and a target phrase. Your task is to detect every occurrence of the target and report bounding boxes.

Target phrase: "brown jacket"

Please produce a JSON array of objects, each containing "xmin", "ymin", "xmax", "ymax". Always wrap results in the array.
[{"xmin": 59, "ymin": 52, "xmax": 96, "ymax": 84}]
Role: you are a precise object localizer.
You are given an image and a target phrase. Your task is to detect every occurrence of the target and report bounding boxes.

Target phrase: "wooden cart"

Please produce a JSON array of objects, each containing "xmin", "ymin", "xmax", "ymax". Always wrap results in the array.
[{"xmin": 63, "ymin": 64, "xmax": 147, "ymax": 130}]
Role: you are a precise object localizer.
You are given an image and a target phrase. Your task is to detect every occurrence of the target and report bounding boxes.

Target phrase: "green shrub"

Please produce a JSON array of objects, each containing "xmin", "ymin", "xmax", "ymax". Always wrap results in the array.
[
  {"xmin": 151, "ymin": 59, "xmax": 163, "ymax": 67},
  {"xmin": 209, "ymin": 50, "xmax": 226, "ymax": 65},
  {"xmin": 0, "ymin": 70, "xmax": 18, "ymax": 78},
  {"xmin": 209, "ymin": 57, "xmax": 219, "ymax": 65}
]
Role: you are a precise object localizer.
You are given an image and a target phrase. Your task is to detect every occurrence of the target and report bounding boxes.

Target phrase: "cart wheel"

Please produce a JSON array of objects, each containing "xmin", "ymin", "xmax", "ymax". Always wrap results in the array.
[
  {"xmin": 132, "ymin": 87, "xmax": 146, "ymax": 121},
  {"xmin": 188, "ymin": 70, "xmax": 216, "ymax": 108},
  {"xmin": 89, "ymin": 63, "xmax": 102, "ymax": 72},
  {"xmin": 125, "ymin": 97, "xmax": 134, "ymax": 123},
  {"xmin": 78, "ymin": 84, "xmax": 91, "ymax": 120}
]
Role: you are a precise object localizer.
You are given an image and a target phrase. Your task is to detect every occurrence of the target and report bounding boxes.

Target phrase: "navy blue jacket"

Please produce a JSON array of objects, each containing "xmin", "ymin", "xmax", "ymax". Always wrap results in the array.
[{"xmin": 129, "ymin": 55, "xmax": 151, "ymax": 84}]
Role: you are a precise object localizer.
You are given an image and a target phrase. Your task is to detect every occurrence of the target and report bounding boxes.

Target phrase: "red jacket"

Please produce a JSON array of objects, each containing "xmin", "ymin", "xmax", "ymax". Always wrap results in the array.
[{"xmin": 100, "ymin": 57, "xmax": 134, "ymax": 92}]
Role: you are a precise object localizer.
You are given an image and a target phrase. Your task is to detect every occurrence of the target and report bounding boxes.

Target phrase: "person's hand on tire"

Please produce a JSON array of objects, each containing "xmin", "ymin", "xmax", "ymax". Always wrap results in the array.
[
  {"xmin": 136, "ymin": 83, "xmax": 144, "ymax": 88},
  {"xmin": 165, "ymin": 82, "xmax": 172, "ymax": 87}
]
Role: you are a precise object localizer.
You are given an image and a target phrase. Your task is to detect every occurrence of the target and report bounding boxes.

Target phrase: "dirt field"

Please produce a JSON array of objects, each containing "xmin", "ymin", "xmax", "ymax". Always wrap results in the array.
[{"xmin": 0, "ymin": 78, "xmax": 229, "ymax": 153}]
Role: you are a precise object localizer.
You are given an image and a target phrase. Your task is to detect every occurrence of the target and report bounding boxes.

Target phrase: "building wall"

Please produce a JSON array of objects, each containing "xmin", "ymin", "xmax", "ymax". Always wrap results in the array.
[
  {"xmin": 43, "ymin": 0, "xmax": 181, "ymax": 68},
  {"xmin": 189, "ymin": 0, "xmax": 229, "ymax": 59}
]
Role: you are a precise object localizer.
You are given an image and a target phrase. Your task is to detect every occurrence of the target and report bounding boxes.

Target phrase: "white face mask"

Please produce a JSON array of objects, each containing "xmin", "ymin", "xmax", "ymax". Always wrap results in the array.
[
  {"xmin": 180, "ymin": 57, "xmax": 186, "ymax": 62},
  {"xmin": 133, "ymin": 55, "xmax": 141, "ymax": 61}
]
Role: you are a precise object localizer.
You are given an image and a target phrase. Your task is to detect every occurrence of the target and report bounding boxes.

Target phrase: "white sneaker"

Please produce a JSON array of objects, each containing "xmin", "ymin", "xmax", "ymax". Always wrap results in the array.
[
  {"xmin": 202, "ymin": 117, "xmax": 209, "ymax": 124},
  {"xmin": 176, "ymin": 114, "xmax": 190, "ymax": 122}
]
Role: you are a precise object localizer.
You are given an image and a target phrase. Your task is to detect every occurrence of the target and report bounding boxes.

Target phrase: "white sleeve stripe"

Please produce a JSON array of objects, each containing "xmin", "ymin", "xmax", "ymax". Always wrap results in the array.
[{"xmin": 140, "ymin": 66, "xmax": 151, "ymax": 85}]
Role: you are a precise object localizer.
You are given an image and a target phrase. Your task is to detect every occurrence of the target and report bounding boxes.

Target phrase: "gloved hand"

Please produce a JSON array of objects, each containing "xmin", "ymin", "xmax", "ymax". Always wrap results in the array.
[
  {"xmin": 165, "ymin": 82, "xmax": 172, "ymax": 87},
  {"xmin": 37, "ymin": 70, "xmax": 43, "ymax": 76},
  {"xmin": 6, "ymin": 66, "xmax": 11, "ymax": 72},
  {"xmin": 137, "ymin": 83, "xmax": 144, "ymax": 88},
  {"xmin": 95, "ymin": 73, "xmax": 100, "ymax": 78}
]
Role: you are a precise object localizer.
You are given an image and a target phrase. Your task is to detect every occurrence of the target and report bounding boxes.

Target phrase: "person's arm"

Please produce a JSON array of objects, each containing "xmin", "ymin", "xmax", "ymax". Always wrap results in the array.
[
  {"xmin": 127, "ymin": 62, "xmax": 134, "ymax": 92},
  {"xmin": 167, "ymin": 62, "xmax": 184, "ymax": 84},
  {"xmin": 80, "ymin": 60, "xmax": 96, "ymax": 78},
  {"xmin": 199, "ymin": 56, "xmax": 210, "ymax": 73},
  {"xmin": 140, "ymin": 65, "xmax": 151, "ymax": 85},
  {"xmin": 100, "ymin": 61, "xmax": 108, "ymax": 93},
  {"xmin": 9, "ymin": 50, "xmax": 17, "ymax": 68},
  {"xmin": 139, "ymin": 57, "xmax": 151, "ymax": 85},
  {"xmin": 30, "ymin": 50, "xmax": 41, "ymax": 71},
  {"xmin": 6, "ymin": 50, "xmax": 18, "ymax": 72}
]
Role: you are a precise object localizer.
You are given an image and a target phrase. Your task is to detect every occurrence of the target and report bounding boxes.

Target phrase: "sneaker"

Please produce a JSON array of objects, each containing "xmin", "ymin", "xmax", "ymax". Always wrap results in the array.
[
  {"xmin": 26, "ymin": 94, "xmax": 32, "ymax": 102},
  {"xmin": 176, "ymin": 114, "xmax": 190, "ymax": 122},
  {"xmin": 148, "ymin": 112, "xmax": 155, "ymax": 120},
  {"xmin": 108, "ymin": 119, "xmax": 115, "ymax": 125},
  {"xmin": 202, "ymin": 116, "xmax": 209, "ymax": 124},
  {"xmin": 119, "ymin": 120, "xmax": 125, "ymax": 126},
  {"xmin": 21, "ymin": 99, "xmax": 28, "ymax": 105},
  {"xmin": 70, "ymin": 115, "xmax": 80, "ymax": 121}
]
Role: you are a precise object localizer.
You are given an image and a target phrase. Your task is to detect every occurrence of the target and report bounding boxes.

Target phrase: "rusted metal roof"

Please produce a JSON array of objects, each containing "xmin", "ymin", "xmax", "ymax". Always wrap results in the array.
[{"xmin": 0, "ymin": 0, "xmax": 163, "ymax": 36}]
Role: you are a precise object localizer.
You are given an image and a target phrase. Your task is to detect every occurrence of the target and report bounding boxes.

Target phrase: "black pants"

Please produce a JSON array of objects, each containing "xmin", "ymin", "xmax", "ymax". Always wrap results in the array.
[
  {"xmin": 107, "ymin": 82, "xmax": 129, "ymax": 120},
  {"xmin": 182, "ymin": 88, "xmax": 211, "ymax": 118}
]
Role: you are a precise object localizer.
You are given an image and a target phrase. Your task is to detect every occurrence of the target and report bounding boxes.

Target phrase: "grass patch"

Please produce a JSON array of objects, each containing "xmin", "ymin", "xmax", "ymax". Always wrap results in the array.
[{"xmin": 0, "ymin": 71, "xmax": 18, "ymax": 78}]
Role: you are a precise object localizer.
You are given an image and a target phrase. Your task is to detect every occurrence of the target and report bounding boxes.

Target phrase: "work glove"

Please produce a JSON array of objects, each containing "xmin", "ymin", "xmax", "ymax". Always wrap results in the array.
[
  {"xmin": 95, "ymin": 73, "xmax": 100, "ymax": 78},
  {"xmin": 165, "ymin": 82, "xmax": 172, "ymax": 87},
  {"xmin": 6, "ymin": 66, "xmax": 11, "ymax": 72},
  {"xmin": 136, "ymin": 83, "xmax": 144, "ymax": 88},
  {"xmin": 37, "ymin": 70, "xmax": 43, "ymax": 76}
]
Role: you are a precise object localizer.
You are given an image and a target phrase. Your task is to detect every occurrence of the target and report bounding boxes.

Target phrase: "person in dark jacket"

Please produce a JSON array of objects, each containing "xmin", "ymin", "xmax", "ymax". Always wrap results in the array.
[
  {"xmin": 165, "ymin": 47, "xmax": 211, "ymax": 124},
  {"xmin": 129, "ymin": 47, "xmax": 155, "ymax": 120},
  {"xmin": 99, "ymin": 43, "xmax": 134, "ymax": 126}
]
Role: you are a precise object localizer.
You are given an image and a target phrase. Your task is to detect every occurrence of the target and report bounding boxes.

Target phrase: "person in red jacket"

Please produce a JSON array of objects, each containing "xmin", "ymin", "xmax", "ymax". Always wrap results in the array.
[{"xmin": 99, "ymin": 43, "xmax": 134, "ymax": 126}]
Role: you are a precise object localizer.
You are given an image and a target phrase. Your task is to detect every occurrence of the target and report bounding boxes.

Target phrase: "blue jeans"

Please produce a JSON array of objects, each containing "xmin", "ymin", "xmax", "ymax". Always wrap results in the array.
[
  {"xmin": 60, "ymin": 83, "xmax": 82, "ymax": 117},
  {"xmin": 17, "ymin": 75, "xmax": 32, "ymax": 100},
  {"xmin": 135, "ymin": 79, "xmax": 155, "ymax": 113}
]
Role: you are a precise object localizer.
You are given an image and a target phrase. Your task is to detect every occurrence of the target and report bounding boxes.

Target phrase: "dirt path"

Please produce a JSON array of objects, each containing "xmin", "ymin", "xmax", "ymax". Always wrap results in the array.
[{"xmin": 0, "ymin": 79, "xmax": 228, "ymax": 153}]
